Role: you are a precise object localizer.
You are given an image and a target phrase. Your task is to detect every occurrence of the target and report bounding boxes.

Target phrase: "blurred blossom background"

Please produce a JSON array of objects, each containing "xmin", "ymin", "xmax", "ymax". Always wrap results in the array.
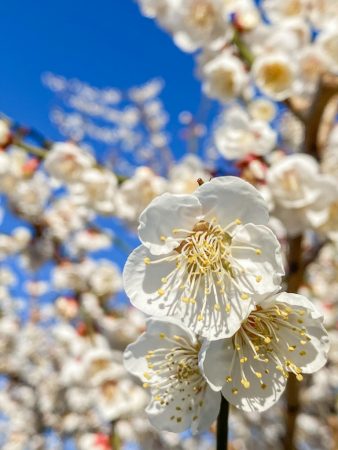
[{"xmin": 0, "ymin": 1, "xmax": 337, "ymax": 450}]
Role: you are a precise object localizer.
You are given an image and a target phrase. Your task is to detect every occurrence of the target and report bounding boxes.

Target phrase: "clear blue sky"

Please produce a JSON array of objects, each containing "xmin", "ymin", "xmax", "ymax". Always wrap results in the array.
[{"xmin": 0, "ymin": 0, "xmax": 202, "ymax": 145}]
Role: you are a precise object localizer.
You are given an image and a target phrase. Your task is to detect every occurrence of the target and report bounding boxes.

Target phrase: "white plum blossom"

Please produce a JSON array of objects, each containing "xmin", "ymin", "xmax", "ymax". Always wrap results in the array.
[
  {"xmin": 168, "ymin": 0, "xmax": 229, "ymax": 53},
  {"xmin": 248, "ymin": 98, "xmax": 277, "ymax": 122},
  {"xmin": 97, "ymin": 378, "xmax": 148, "ymax": 422},
  {"xmin": 252, "ymin": 52, "xmax": 297, "ymax": 100},
  {"xmin": 10, "ymin": 173, "xmax": 51, "ymax": 220},
  {"xmin": 124, "ymin": 177, "xmax": 284, "ymax": 339},
  {"xmin": 262, "ymin": 0, "xmax": 309, "ymax": 23},
  {"xmin": 44, "ymin": 142, "xmax": 95, "ymax": 183},
  {"xmin": 43, "ymin": 196, "xmax": 93, "ymax": 240},
  {"xmin": 116, "ymin": 166, "xmax": 168, "ymax": 225},
  {"xmin": 296, "ymin": 46, "xmax": 330, "ymax": 97},
  {"xmin": 168, "ymin": 155, "xmax": 211, "ymax": 194},
  {"xmin": 200, "ymin": 292, "xmax": 329, "ymax": 412},
  {"xmin": 70, "ymin": 168, "xmax": 117, "ymax": 215},
  {"xmin": 214, "ymin": 106, "xmax": 277, "ymax": 159},
  {"xmin": 316, "ymin": 24, "xmax": 338, "ymax": 73},
  {"xmin": 201, "ymin": 52, "xmax": 248, "ymax": 102},
  {"xmin": 88, "ymin": 260, "xmax": 122, "ymax": 297},
  {"xmin": 123, "ymin": 317, "xmax": 221, "ymax": 433},
  {"xmin": 267, "ymin": 154, "xmax": 338, "ymax": 236}
]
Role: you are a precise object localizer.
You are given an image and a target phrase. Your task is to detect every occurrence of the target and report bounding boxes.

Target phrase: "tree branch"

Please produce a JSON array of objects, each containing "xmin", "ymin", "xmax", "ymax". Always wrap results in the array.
[{"xmin": 216, "ymin": 396, "xmax": 229, "ymax": 450}]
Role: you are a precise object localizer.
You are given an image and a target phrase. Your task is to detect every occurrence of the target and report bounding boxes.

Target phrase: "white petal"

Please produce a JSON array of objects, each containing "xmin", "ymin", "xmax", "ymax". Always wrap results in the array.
[
  {"xmin": 138, "ymin": 193, "xmax": 202, "ymax": 255},
  {"xmin": 191, "ymin": 387, "xmax": 221, "ymax": 434},
  {"xmin": 123, "ymin": 317, "xmax": 196, "ymax": 380},
  {"xmin": 201, "ymin": 337, "xmax": 287, "ymax": 412},
  {"xmin": 275, "ymin": 293, "xmax": 330, "ymax": 373},
  {"xmin": 195, "ymin": 177, "xmax": 269, "ymax": 227},
  {"xmin": 221, "ymin": 348, "xmax": 287, "ymax": 412},
  {"xmin": 231, "ymin": 224, "xmax": 285, "ymax": 295},
  {"xmin": 123, "ymin": 245, "xmax": 183, "ymax": 317},
  {"xmin": 199, "ymin": 339, "xmax": 229, "ymax": 391},
  {"xmin": 179, "ymin": 284, "xmax": 253, "ymax": 339}
]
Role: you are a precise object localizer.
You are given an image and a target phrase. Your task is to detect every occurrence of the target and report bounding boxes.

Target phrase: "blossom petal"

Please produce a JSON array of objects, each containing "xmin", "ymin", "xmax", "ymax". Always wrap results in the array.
[
  {"xmin": 123, "ymin": 317, "xmax": 196, "ymax": 380},
  {"xmin": 123, "ymin": 245, "xmax": 183, "ymax": 317},
  {"xmin": 201, "ymin": 338, "xmax": 287, "ymax": 412},
  {"xmin": 196, "ymin": 176, "xmax": 269, "ymax": 227},
  {"xmin": 138, "ymin": 193, "xmax": 202, "ymax": 255},
  {"xmin": 231, "ymin": 223, "xmax": 284, "ymax": 295},
  {"xmin": 275, "ymin": 293, "xmax": 330, "ymax": 374},
  {"xmin": 179, "ymin": 284, "xmax": 254, "ymax": 339}
]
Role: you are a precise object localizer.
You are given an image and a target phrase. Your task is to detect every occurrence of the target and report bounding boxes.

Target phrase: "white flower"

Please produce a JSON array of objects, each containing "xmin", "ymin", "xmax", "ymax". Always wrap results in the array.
[
  {"xmin": 169, "ymin": 0, "xmax": 229, "ymax": 53},
  {"xmin": 252, "ymin": 52, "xmax": 297, "ymax": 100},
  {"xmin": 267, "ymin": 154, "xmax": 338, "ymax": 236},
  {"xmin": 82, "ymin": 348, "xmax": 125, "ymax": 386},
  {"xmin": 44, "ymin": 196, "xmax": 92, "ymax": 240},
  {"xmin": 200, "ymin": 292, "xmax": 329, "ymax": 412},
  {"xmin": 70, "ymin": 229, "xmax": 112, "ymax": 254},
  {"xmin": 201, "ymin": 52, "xmax": 248, "ymax": 102},
  {"xmin": 248, "ymin": 98, "xmax": 277, "ymax": 122},
  {"xmin": 168, "ymin": 155, "xmax": 211, "ymax": 194},
  {"xmin": 89, "ymin": 260, "xmax": 122, "ymax": 297},
  {"xmin": 296, "ymin": 46, "xmax": 329, "ymax": 97},
  {"xmin": 124, "ymin": 176, "xmax": 284, "ymax": 339},
  {"xmin": 137, "ymin": 0, "xmax": 170, "ymax": 19},
  {"xmin": 123, "ymin": 317, "xmax": 221, "ymax": 433},
  {"xmin": 10, "ymin": 173, "xmax": 50, "ymax": 220},
  {"xmin": 308, "ymin": 0, "xmax": 338, "ymax": 29},
  {"xmin": 44, "ymin": 142, "xmax": 95, "ymax": 183},
  {"xmin": 316, "ymin": 24, "xmax": 338, "ymax": 73},
  {"xmin": 262, "ymin": 0, "xmax": 309, "ymax": 23},
  {"xmin": 70, "ymin": 168, "xmax": 117, "ymax": 215},
  {"xmin": 116, "ymin": 166, "xmax": 168, "ymax": 226},
  {"xmin": 0, "ymin": 120, "xmax": 10, "ymax": 147},
  {"xmin": 97, "ymin": 378, "xmax": 148, "ymax": 421},
  {"xmin": 214, "ymin": 106, "xmax": 277, "ymax": 159}
]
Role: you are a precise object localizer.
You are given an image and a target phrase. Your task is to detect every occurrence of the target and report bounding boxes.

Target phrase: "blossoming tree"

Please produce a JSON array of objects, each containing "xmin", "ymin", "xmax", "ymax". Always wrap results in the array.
[{"xmin": 0, "ymin": 1, "xmax": 338, "ymax": 450}]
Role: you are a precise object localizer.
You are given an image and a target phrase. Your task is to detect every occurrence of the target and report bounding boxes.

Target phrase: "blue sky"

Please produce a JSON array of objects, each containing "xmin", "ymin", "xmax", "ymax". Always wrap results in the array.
[{"xmin": 0, "ymin": 0, "xmax": 202, "ymax": 146}]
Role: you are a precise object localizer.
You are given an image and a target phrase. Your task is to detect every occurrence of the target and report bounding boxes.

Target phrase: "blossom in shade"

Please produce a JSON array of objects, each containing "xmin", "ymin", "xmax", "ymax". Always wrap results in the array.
[
  {"xmin": 200, "ymin": 292, "xmax": 329, "ymax": 412},
  {"xmin": 123, "ymin": 176, "xmax": 284, "ymax": 339},
  {"xmin": 123, "ymin": 317, "xmax": 221, "ymax": 433}
]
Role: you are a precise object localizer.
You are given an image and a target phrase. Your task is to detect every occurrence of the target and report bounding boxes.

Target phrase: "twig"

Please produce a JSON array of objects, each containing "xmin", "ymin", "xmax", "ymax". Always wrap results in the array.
[{"xmin": 216, "ymin": 396, "xmax": 229, "ymax": 450}]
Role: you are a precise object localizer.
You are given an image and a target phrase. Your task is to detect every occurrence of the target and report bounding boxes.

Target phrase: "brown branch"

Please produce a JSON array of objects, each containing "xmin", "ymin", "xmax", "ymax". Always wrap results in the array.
[
  {"xmin": 283, "ymin": 235, "xmax": 304, "ymax": 450},
  {"xmin": 283, "ymin": 73, "xmax": 338, "ymax": 450},
  {"xmin": 303, "ymin": 72, "xmax": 338, "ymax": 160}
]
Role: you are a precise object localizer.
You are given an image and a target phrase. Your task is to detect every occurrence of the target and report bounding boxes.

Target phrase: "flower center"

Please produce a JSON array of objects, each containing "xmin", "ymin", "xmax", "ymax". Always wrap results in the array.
[
  {"xmin": 225, "ymin": 305, "xmax": 311, "ymax": 393},
  {"xmin": 144, "ymin": 217, "xmax": 263, "ymax": 323},
  {"xmin": 143, "ymin": 334, "xmax": 206, "ymax": 423},
  {"xmin": 260, "ymin": 63, "xmax": 291, "ymax": 91},
  {"xmin": 175, "ymin": 220, "xmax": 233, "ymax": 276},
  {"xmin": 189, "ymin": 0, "xmax": 216, "ymax": 30}
]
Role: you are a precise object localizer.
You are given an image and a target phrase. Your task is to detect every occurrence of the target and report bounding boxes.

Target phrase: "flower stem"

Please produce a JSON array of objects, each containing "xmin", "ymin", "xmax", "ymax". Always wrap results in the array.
[{"xmin": 216, "ymin": 396, "xmax": 229, "ymax": 450}]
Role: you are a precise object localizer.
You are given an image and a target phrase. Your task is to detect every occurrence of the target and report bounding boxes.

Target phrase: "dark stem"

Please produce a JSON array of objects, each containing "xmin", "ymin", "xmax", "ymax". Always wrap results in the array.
[{"xmin": 216, "ymin": 396, "xmax": 229, "ymax": 450}]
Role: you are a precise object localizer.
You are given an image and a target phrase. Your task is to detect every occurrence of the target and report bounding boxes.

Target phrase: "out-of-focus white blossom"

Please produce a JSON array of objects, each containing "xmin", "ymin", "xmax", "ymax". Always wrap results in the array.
[
  {"xmin": 252, "ymin": 52, "xmax": 297, "ymax": 100},
  {"xmin": 44, "ymin": 142, "xmax": 95, "ymax": 183},
  {"xmin": 214, "ymin": 106, "xmax": 277, "ymax": 159},
  {"xmin": 201, "ymin": 52, "xmax": 248, "ymax": 102},
  {"xmin": 267, "ymin": 154, "xmax": 338, "ymax": 236}
]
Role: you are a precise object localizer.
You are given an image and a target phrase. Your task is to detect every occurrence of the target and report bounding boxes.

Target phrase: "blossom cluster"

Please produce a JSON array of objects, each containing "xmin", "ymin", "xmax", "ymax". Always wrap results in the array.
[
  {"xmin": 0, "ymin": 0, "xmax": 338, "ymax": 446},
  {"xmin": 123, "ymin": 176, "xmax": 329, "ymax": 434}
]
